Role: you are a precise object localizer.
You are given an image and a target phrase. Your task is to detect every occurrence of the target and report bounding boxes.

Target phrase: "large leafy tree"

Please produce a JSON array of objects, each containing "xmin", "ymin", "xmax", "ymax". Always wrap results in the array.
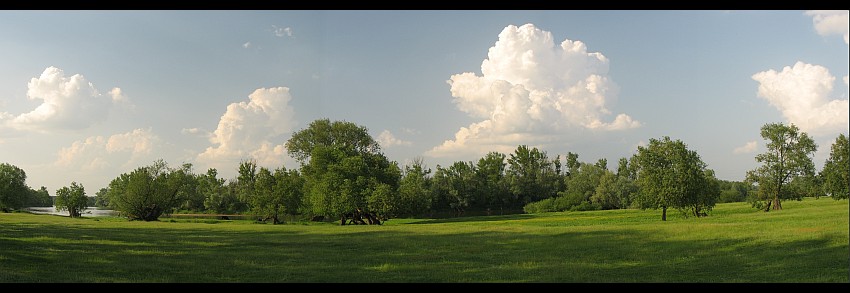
[
  {"xmin": 0, "ymin": 163, "xmax": 28, "ymax": 212},
  {"xmin": 250, "ymin": 166, "xmax": 304, "ymax": 224},
  {"xmin": 107, "ymin": 159, "xmax": 187, "ymax": 221},
  {"xmin": 397, "ymin": 157, "xmax": 432, "ymax": 217},
  {"xmin": 746, "ymin": 123, "xmax": 817, "ymax": 211},
  {"xmin": 27, "ymin": 186, "xmax": 53, "ymax": 207},
  {"xmin": 175, "ymin": 163, "xmax": 204, "ymax": 212},
  {"xmin": 820, "ymin": 134, "xmax": 848, "ymax": 200},
  {"xmin": 632, "ymin": 136, "xmax": 719, "ymax": 220},
  {"xmin": 289, "ymin": 119, "xmax": 398, "ymax": 224},
  {"xmin": 474, "ymin": 152, "xmax": 510, "ymax": 212},
  {"xmin": 560, "ymin": 162, "xmax": 607, "ymax": 209},
  {"xmin": 55, "ymin": 182, "xmax": 88, "ymax": 218},
  {"xmin": 444, "ymin": 161, "xmax": 476, "ymax": 216},
  {"xmin": 591, "ymin": 170, "xmax": 637, "ymax": 210},
  {"xmin": 199, "ymin": 168, "xmax": 240, "ymax": 214},
  {"xmin": 506, "ymin": 145, "xmax": 560, "ymax": 206}
]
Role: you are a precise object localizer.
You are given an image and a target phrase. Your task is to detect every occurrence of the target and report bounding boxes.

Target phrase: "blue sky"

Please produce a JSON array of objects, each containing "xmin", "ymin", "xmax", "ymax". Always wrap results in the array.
[{"xmin": 1, "ymin": 10, "xmax": 847, "ymax": 192}]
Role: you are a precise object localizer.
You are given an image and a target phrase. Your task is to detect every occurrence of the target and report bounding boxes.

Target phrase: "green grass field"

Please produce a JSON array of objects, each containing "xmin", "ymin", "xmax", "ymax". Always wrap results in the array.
[{"xmin": 1, "ymin": 198, "xmax": 847, "ymax": 282}]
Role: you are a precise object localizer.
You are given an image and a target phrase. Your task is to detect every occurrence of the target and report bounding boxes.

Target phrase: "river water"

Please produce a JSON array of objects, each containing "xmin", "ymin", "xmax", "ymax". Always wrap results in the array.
[{"xmin": 24, "ymin": 207, "xmax": 119, "ymax": 217}]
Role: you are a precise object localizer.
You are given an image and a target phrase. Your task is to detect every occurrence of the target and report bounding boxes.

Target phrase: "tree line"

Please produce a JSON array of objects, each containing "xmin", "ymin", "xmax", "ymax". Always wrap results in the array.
[{"xmin": 2, "ymin": 120, "xmax": 847, "ymax": 223}]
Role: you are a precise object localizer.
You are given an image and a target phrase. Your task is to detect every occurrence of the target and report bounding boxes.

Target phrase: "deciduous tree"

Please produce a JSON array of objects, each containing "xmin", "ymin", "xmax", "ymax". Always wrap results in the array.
[
  {"xmin": 55, "ymin": 182, "xmax": 88, "ymax": 218},
  {"xmin": 746, "ymin": 123, "xmax": 817, "ymax": 211}
]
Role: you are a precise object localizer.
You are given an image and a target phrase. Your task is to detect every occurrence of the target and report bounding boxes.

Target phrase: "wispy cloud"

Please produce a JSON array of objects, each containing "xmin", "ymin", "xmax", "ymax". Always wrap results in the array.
[
  {"xmin": 55, "ymin": 128, "xmax": 160, "ymax": 171},
  {"xmin": 273, "ymin": 25, "xmax": 293, "ymax": 38},
  {"xmin": 733, "ymin": 141, "xmax": 757, "ymax": 154},
  {"xmin": 377, "ymin": 130, "xmax": 411, "ymax": 148}
]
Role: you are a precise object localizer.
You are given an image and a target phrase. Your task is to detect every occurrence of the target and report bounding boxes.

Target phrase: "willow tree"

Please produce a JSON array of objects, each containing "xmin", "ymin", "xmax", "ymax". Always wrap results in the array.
[
  {"xmin": 287, "ymin": 119, "xmax": 398, "ymax": 224},
  {"xmin": 746, "ymin": 123, "xmax": 817, "ymax": 211},
  {"xmin": 107, "ymin": 160, "xmax": 188, "ymax": 221}
]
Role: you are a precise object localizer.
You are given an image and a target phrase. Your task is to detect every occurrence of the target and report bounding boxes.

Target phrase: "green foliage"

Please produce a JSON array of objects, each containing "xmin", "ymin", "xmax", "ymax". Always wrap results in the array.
[
  {"xmin": 291, "ymin": 119, "xmax": 398, "ymax": 222},
  {"xmin": 249, "ymin": 167, "xmax": 304, "ymax": 224},
  {"xmin": 285, "ymin": 118, "xmax": 380, "ymax": 165},
  {"xmin": 26, "ymin": 186, "xmax": 53, "ymax": 207},
  {"xmin": 54, "ymin": 182, "xmax": 88, "ymax": 218},
  {"xmin": 94, "ymin": 187, "xmax": 111, "ymax": 208},
  {"xmin": 560, "ymin": 162, "xmax": 607, "ymax": 209},
  {"xmin": 397, "ymin": 157, "xmax": 432, "ymax": 217},
  {"xmin": 441, "ymin": 161, "xmax": 476, "ymax": 216},
  {"xmin": 632, "ymin": 136, "xmax": 719, "ymax": 220},
  {"xmin": 506, "ymin": 145, "xmax": 561, "ymax": 206},
  {"xmin": 0, "ymin": 162, "xmax": 28, "ymax": 212},
  {"xmin": 717, "ymin": 180, "xmax": 753, "ymax": 203},
  {"xmin": 820, "ymin": 133, "xmax": 849, "ymax": 200},
  {"xmin": 474, "ymin": 152, "xmax": 511, "ymax": 211},
  {"xmin": 107, "ymin": 159, "xmax": 186, "ymax": 221},
  {"xmin": 199, "ymin": 168, "xmax": 241, "ymax": 214},
  {"xmin": 591, "ymin": 171, "xmax": 637, "ymax": 209},
  {"xmin": 746, "ymin": 123, "xmax": 817, "ymax": 211},
  {"xmin": 175, "ymin": 163, "xmax": 204, "ymax": 212}
]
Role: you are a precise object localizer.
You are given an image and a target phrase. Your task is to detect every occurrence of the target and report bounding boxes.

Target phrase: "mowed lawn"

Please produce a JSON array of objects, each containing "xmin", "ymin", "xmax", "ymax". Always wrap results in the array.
[{"xmin": 1, "ymin": 198, "xmax": 847, "ymax": 282}]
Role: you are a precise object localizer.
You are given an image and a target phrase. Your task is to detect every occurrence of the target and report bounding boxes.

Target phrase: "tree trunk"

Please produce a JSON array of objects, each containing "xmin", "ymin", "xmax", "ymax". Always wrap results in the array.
[
  {"xmin": 774, "ymin": 197, "xmax": 782, "ymax": 210},
  {"xmin": 340, "ymin": 215, "xmax": 346, "ymax": 226},
  {"xmin": 662, "ymin": 206, "xmax": 667, "ymax": 221},
  {"xmin": 764, "ymin": 199, "xmax": 772, "ymax": 212}
]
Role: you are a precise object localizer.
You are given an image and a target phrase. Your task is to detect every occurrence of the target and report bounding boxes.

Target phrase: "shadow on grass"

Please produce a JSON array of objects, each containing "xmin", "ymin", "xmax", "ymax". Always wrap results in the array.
[{"xmin": 0, "ymin": 213, "xmax": 847, "ymax": 283}]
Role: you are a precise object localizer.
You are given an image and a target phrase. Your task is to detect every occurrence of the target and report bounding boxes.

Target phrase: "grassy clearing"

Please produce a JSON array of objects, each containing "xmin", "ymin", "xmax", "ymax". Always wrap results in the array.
[{"xmin": 0, "ymin": 198, "xmax": 847, "ymax": 282}]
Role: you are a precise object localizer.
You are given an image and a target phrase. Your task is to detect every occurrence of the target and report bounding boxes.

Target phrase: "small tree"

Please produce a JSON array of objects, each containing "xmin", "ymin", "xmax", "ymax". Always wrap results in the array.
[
  {"xmin": 820, "ymin": 134, "xmax": 849, "ymax": 200},
  {"xmin": 55, "ymin": 182, "xmax": 88, "ymax": 218},
  {"xmin": 746, "ymin": 123, "xmax": 817, "ymax": 211},
  {"xmin": 632, "ymin": 136, "xmax": 718, "ymax": 220}
]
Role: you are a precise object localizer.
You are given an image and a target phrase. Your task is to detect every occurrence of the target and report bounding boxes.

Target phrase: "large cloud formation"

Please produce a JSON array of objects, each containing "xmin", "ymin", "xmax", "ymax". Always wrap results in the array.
[
  {"xmin": 3, "ymin": 66, "xmax": 125, "ymax": 132},
  {"xmin": 806, "ymin": 10, "xmax": 849, "ymax": 44},
  {"xmin": 427, "ymin": 24, "xmax": 639, "ymax": 158},
  {"xmin": 196, "ymin": 87, "xmax": 296, "ymax": 168},
  {"xmin": 752, "ymin": 61, "xmax": 849, "ymax": 136}
]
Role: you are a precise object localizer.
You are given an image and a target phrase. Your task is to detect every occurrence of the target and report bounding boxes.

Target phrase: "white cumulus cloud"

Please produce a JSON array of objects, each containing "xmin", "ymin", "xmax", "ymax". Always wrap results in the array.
[
  {"xmin": 806, "ymin": 10, "xmax": 849, "ymax": 44},
  {"xmin": 427, "ymin": 23, "xmax": 640, "ymax": 158},
  {"xmin": 5, "ymin": 66, "xmax": 125, "ymax": 132},
  {"xmin": 55, "ymin": 128, "xmax": 160, "ymax": 171},
  {"xmin": 733, "ymin": 141, "xmax": 758, "ymax": 154},
  {"xmin": 377, "ymin": 130, "xmax": 411, "ymax": 148},
  {"xmin": 752, "ymin": 61, "xmax": 849, "ymax": 136},
  {"xmin": 196, "ymin": 87, "xmax": 296, "ymax": 169}
]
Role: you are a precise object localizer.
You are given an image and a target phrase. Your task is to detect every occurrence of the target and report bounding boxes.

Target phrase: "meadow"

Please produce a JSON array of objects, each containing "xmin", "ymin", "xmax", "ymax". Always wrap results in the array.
[{"xmin": 1, "ymin": 198, "xmax": 847, "ymax": 282}]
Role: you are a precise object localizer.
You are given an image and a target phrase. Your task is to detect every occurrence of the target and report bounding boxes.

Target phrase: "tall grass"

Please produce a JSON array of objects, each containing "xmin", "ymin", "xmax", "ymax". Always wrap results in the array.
[{"xmin": 0, "ymin": 198, "xmax": 846, "ymax": 282}]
